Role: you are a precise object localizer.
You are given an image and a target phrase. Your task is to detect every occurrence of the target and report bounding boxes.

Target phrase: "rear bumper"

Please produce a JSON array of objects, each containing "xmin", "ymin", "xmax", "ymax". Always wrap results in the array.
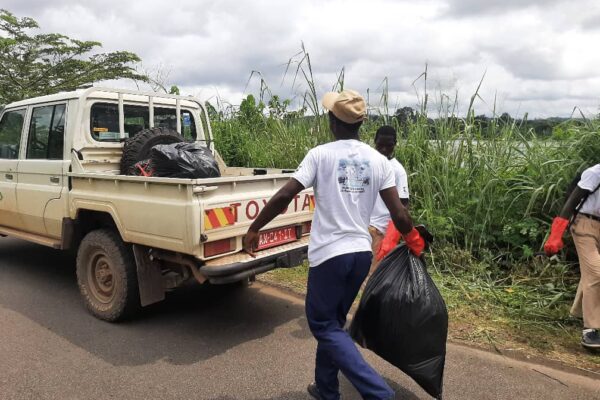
[{"xmin": 199, "ymin": 237, "xmax": 309, "ymax": 284}]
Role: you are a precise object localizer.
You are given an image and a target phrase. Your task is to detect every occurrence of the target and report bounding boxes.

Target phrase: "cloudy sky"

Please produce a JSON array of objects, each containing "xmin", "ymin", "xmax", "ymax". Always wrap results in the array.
[{"xmin": 5, "ymin": 0, "xmax": 600, "ymax": 118}]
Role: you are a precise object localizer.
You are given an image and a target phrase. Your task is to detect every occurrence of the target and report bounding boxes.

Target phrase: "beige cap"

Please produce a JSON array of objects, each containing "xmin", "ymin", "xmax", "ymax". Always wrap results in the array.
[{"xmin": 322, "ymin": 90, "xmax": 366, "ymax": 124}]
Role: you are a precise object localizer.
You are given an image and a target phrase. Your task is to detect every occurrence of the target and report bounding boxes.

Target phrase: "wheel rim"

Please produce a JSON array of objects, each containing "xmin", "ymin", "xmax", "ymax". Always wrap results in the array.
[{"xmin": 87, "ymin": 250, "xmax": 116, "ymax": 304}]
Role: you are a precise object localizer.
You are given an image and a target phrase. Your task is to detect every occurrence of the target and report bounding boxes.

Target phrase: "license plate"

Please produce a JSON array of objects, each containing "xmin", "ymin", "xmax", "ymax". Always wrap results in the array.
[{"xmin": 257, "ymin": 226, "xmax": 298, "ymax": 250}]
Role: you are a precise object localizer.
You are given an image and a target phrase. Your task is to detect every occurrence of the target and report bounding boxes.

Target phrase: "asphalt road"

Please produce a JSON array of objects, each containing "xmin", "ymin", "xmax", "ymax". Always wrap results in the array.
[{"xmin": 0, "ymin": 237, "xmax": 598, "ymax": 400}]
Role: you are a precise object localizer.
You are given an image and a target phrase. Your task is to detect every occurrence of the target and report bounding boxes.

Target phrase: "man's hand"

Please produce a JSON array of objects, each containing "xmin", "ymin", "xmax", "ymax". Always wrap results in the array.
[
  {"xmin": 241, "ymin": 179, "xmax": 305, "ymax": 258},
  {"xmin": 376, "ymin": 221, "xmax": 402, "ymax": 261},
  {"xmin": 404, "ymin": 227, "xmax": 425, "ymax": 257},
  {"xmin": 544, "ymin": 216, "xmax": 569, "ymax": 256},
  {"xmin": 243, "ymin": 229, "xmax": 259, "ymax": 258}
]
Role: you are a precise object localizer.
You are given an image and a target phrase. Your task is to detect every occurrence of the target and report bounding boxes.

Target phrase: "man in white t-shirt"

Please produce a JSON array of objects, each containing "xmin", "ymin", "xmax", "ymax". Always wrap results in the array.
[
  {"xmin": 544, "ymin": 164, "xmax": 600, "ymax": 350},
  {"xmin": 243, "ymin": 90, "xmax": 424, "ymax": 400},
  {"xmin": 369, "ymin": 125, "xmax": 410, "ymax": 272}
]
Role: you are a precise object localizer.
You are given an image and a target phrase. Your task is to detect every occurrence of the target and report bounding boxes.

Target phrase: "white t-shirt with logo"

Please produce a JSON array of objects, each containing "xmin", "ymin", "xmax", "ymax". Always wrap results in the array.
[
  {"xmin": 292, "ymin": 140, "xmax": 395, "ymax": 267},
  {"xmin": 370, "ymin": 158, "xmax": 409, "ymax": 234},
  {"xmin": 577, "ymin": 164, "xmax": 600, "ymax": 217}
]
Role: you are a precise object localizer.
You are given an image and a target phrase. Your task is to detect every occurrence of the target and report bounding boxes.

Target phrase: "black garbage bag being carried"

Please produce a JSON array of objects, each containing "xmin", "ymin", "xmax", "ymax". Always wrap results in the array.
[
  {"xmin": 151, "ymin": 142, "xmax": 220, "ymax": 179},
  {"xmin": 349, "ymin": 244, "xmax": 448, "ymax": 399}
]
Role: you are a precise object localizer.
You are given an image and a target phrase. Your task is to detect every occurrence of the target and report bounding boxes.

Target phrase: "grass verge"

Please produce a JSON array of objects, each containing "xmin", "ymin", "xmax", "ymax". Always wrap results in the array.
[{"xmin": 258, "ymin": 257, "xmax": 600, "ymax": 375}]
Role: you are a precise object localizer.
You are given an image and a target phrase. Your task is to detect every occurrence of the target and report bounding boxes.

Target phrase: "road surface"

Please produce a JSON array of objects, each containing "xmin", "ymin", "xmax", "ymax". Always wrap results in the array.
[{"xmin": 0, "ymin": 238, "xmax": 598, "ymax": 399}]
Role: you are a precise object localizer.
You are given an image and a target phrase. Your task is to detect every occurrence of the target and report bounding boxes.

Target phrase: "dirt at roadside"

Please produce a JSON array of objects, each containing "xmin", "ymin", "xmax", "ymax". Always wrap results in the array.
[{"xmin": 257, "ymin": 273, "xmax": 600, "ymax": 378}]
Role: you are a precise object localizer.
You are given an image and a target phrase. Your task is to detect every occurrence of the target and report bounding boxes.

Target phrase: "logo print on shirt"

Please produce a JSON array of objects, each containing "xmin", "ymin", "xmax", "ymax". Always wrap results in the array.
[{"xmin": 337, "ymin": 159, "xmax": 371, "ymax": 193}]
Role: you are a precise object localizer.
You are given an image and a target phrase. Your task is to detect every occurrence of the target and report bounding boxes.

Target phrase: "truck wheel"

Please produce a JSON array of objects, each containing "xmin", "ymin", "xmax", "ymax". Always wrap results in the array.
[
  {"xmin": 76, "ymin": 229, "xmax": 140, "ymax": 321},
  {"xmin": 120, "ymin": 127, "xmax": 184, "ymax": 175}
]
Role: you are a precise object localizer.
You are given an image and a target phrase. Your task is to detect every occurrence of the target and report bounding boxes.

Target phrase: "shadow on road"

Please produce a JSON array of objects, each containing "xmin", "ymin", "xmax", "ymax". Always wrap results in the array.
[{"xmin": 0, "ymin": 238, "xmax": 305, "ymax": 367}]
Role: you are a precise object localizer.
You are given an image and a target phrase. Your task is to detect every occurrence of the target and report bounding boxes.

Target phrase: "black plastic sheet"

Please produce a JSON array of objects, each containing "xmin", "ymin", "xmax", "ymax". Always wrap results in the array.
[
  {"xmin": 350, "ymin": 244, "xmax": 448, "ymax": 399},
  {"xmin": 150, "ymin": 142, "xmax": 220, "ymax": 179}
]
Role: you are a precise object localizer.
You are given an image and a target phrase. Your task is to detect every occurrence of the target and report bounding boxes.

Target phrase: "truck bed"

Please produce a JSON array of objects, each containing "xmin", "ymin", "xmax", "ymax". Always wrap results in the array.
[{"xmin": 68, "ymin": 162, "xmax": 313, "ymax": 261}]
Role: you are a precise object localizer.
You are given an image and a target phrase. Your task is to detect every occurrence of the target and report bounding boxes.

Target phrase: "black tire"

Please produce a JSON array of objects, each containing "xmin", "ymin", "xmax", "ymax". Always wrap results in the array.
[
  {"xmin": 120, "ymin": 127, "xmax": 184, "ymax": 175},
  {"xmin": 76, "ymin": 229, "xmax": 140, "ymax": 321}
]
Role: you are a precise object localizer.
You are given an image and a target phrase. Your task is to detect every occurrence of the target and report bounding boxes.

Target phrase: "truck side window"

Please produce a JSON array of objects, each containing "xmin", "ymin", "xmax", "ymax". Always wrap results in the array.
[
  {"xmin": 181, "ymin": 111, "xmax": 197, "ymax": 140},
  {"xmin": 90, "ymin": 103, "xmax": 120, "ymax": 141},
  {"xmin": 154, "ymin": 107, "xmax": 197, "ymax": 140},
  {"xmin": 91, "ymin": 103, "xmax": 150, "ymax": 140},
  {"xmin": 0, "ymin": 109, "xmax": 26, "ymax": 159},
  {"xmin": 26, "ymin": 104, "xmax": 66, "ymax": 160}
]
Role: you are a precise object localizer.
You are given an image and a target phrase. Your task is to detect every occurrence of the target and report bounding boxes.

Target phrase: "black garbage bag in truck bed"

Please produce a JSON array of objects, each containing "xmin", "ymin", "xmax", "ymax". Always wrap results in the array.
[
  {"xmin": 349, "ymin": 244, "xmax": 448, "ymax": 399},
  {"xmin": 150, "ymin": 142, "xmax": 220, "ymax": 179}
]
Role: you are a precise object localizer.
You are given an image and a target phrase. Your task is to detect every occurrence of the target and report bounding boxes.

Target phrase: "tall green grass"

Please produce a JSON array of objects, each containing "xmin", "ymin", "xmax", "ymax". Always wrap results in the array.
[
  {"xmin": 211, "ymin": 55, "xmax": 600, "ymax": 265},
  {"xmin": 229, "ymin": 52, "xmax": 600, "ymax": 351},
  {"xmin": 215, "ymin": 58, "xmax": 600, "ymax": 345}
]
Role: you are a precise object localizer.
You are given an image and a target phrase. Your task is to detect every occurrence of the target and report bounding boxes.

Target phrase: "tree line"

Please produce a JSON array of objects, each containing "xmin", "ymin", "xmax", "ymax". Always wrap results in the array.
[{"xmin": 0, "ymin": 9, "xmax": 149, "ymax": 105}]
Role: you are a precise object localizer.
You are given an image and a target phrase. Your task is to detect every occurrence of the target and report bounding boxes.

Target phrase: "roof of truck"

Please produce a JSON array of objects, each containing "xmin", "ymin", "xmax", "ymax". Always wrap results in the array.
[
  {"xmin": 8, "ymin": 91, "xmax": 83, "ymax": 107},
  {"xmin": 6, "ymin": 87, "xmax": 202, "ymax": 109}
]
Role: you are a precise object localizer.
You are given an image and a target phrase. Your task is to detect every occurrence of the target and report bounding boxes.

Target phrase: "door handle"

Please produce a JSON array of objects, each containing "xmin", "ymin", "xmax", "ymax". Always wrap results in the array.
[
  {"xmin": 50, "ymin": 177, "xmax": 60, "ymax": 184},
  {"xmin": 5, "ymin": 173, "xmax": 13, "ymax": 180}
]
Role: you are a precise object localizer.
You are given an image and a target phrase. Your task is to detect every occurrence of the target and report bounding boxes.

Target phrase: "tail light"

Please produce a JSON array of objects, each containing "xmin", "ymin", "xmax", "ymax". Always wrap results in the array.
[{"xmin": 204, "ymin": 238, "xmax": 235, "ymax": 257}]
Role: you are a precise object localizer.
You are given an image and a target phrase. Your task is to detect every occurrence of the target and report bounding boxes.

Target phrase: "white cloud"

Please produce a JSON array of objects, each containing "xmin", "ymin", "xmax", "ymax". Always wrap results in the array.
[
  {"xmin": 3, "ymin": 0, "xmax": 600, "ymax": 117},
  {"xmin": 441, "ymin": 0, "xmax": 563, "ymax": 16}
]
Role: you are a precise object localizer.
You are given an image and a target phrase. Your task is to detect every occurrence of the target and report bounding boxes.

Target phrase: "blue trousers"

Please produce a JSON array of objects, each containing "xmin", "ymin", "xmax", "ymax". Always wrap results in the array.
[{"xmin": 305, "ymin": 252, "xmax": 394, "ymax": 400}]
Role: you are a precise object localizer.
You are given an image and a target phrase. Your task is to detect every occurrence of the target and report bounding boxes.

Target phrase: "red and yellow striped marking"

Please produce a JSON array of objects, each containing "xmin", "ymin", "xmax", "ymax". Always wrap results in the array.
[{"xmin": 204, "ymin": 207, "xmax": 236, "ymax": 230}]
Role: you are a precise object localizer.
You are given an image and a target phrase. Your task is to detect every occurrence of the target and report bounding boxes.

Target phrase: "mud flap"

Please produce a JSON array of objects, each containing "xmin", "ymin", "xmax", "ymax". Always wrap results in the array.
[
  {"xmin": 132, "ymin": 244, "xmax": 165, "ymax": 307},
  {"xmin": 276, "ymin": 247, "xmax": 306, "ymax": 268}
]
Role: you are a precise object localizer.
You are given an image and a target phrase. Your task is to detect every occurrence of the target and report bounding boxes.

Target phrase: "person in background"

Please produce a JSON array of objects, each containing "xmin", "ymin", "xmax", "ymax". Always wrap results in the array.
[
  {"xmin": 369, "ymin": 125, "xmax": 410, "ymax": 272},
  {"xmin": 544, "ymin": 164, "xmax": 600, "ymax": 350},
  {"xmin": 243, "ymin": 90, "xmax": 425, "ymax": 400}
]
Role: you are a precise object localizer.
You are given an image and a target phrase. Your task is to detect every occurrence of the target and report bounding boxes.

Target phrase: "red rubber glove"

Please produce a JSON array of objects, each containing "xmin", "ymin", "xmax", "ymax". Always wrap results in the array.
[
  {"xmin": 404, "ymin": 227, "xmax": 425, "ymax": 257},
  {"xmin": 376, "ymin": 221, "xmax": 402, "ymax": 261},
  {"xmin": 543, "ymin": 216, "xmax": 569, "ymax": 256}
]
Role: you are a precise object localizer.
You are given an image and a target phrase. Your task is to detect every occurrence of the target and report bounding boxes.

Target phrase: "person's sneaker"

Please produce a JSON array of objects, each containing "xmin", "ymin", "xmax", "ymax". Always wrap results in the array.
[
  {"xmin": 581, "ymin": 329, "xmax": 600, "ymax": 349},
  {"xmin": 307, "ymin": 382, "xmax": 323, "ymax": 400}
]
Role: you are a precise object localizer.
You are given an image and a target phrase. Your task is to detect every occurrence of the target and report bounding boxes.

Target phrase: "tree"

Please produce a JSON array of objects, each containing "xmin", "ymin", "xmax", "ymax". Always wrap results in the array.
[
  {"xmin": 474, "ymin": 114, "xmax": 489, "ymax": 133},
  {"xmin": 267, "ymin": 95, "xmax": 291, "ymax": 118},
  {"xmin": 204, "ymin": 101, "xmax": 220, "ymax": 121},
  {"xmin": 0, "ymin": 9, "xmax": 148, "ymax": 105},
  {"xmin": 394, "ymin": 106, "xmax": 415, "ymax": 125},
  {"xmin": 238, "ymin": 94, "xmax": 265, "ymax": 129},
  {"xmin": 499, "ymin": 112, "xmax": 513, "ymax": 124},
  {"xmin": 135, "ymin": 62, "xmax": 181, "ymax": 94}
]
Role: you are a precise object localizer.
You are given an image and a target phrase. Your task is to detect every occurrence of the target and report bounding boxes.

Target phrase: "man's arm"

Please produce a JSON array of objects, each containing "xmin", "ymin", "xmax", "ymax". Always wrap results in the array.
[
  {"xmin": 243, "ymin": 178, "xmax": 306, "ymax": 256},
  {"xmin": 380, "ymin": 187, "xmax": 424, "ymax": 256},
  {"xmin": 559, "ymin": 186, "xmax": 589, "ymax": 219},
  {"xmin": 543, "ymin": 186, "xmax": 590, "ymax": 255},
  {"xmin": 373, "ymin": 191, "xmax": 408, "ymax": 261},
  {"xmin": 375, "ymin": 195, "xmax": 410, "ymax": 261},
  {"xmin": 380, "ymin": 187, "xmax": 413, "ymax": 234}
]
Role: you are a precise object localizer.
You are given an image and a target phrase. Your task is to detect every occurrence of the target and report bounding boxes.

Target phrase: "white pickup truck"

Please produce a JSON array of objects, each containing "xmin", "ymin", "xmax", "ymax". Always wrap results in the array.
[{"xmin": 0, "ymin": 87, "xmax": 313, "ymax": 321}]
